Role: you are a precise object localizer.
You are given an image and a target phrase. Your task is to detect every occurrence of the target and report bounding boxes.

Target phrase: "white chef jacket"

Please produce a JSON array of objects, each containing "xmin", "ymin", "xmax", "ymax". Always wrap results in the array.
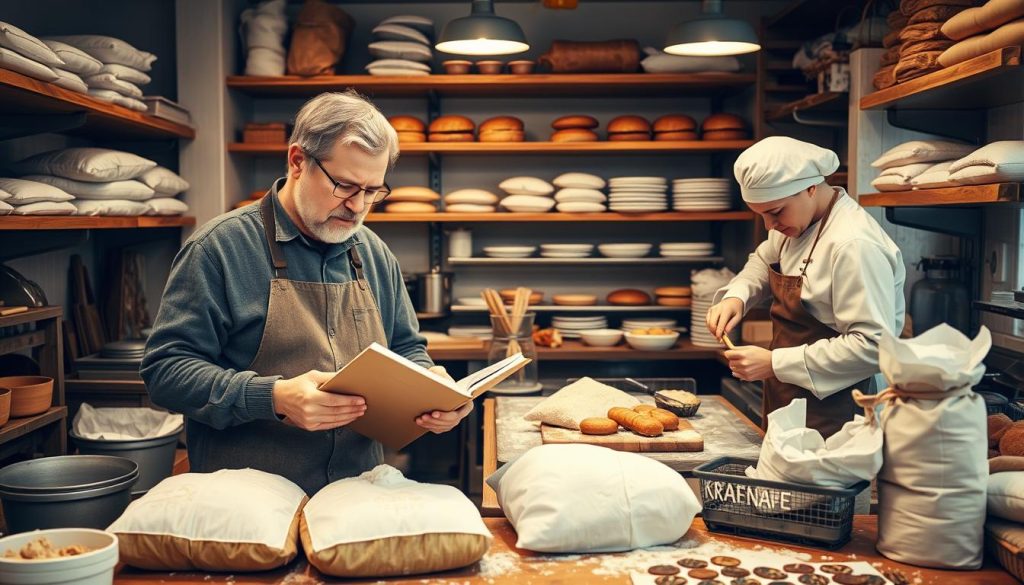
[{"xmin": 714, "ymin": 188, "xmax": 906, "ymax": 399}]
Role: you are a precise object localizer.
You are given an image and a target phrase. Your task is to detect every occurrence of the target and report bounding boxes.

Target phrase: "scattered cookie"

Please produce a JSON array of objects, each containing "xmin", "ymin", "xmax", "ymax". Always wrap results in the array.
[
  {"xmin": 679, "ymin": 558, "xmax": 709, "ymax": 568},
  {"xmin": 798, "ymin": 575, "xmax": 829, "ymax": 585},
  {"xmin": 861, "ymin": 577, "xmax": 887, "ymax": 585},
  {"xmin": 767, "ymin": 582, "xmax": 796, "ymax": 585},
  {"xmin": 655, "ymin": 576, "xmax": 688, "ymax": 585},
  {"xmin": 690, "ymin": 568, "xmax": 720, "ymax": 579},
  {"xmin": 783, "ymin": 564, "xmax": 815, "ymax": 574},
  {"xmin": 730, "ymin": 578, "xmax": 761, "ymax": 585},
  {"xmin": 754, "ymin": 567, "xmax": 787, "ymax": 579},
  {"xmin": 882, "ymin": 569, "xmax": 909, "ymax": 585},
  {"xmin": 696, "ymin": 580, "xmax": 726, "ymax": 585},
  {"xmin": 819, "ymin": 565, "xmax": 852, "ymax": 575},
  {"xmin": 711, "ymin": 555, "xmax": 742, "ymax": 567},
  {"xmin": 832, "ymin": 575, "xmax": 871, "ymax": 585},
  {"xmin": 649, "ymin": 564, "xmax": 682, "ymax": 576},
  {"xmin": 721, "ymin": 566, "xmax": 750, "ymax": 577}
]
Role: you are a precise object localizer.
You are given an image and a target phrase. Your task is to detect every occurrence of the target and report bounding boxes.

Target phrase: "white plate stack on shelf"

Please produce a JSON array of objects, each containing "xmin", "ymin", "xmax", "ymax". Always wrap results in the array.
[
  {"xmin": 672, "ymin": 178, "xmax": 732, "ymax": 211},
  {"xmin": 498, "ymin": 176, "xmax": 556, "ymax": 213},
  {"xmin": 552, "ymin": 172, "xmax": 607, "ymax": 213},
  {"xmin": 552, "ymin": 315, "xmax": 609, "ymax": 339},
  {"xmin": 607, "ymin": 176, "xmax": 668, "ymax": 213},
  {"xmin": 45, "ymin": 35, "xmax": 156, "ymax": 111},
  {"xmin": 597, "ymin": 243, "xmax": 653, "ymax": 258},
  {"xmin": 621, "ymin": 317, "xmax": 679, "ymax": 332},
  {"xmin": 539, "ymin": 243, "xmax": 594, "ymax": 258},
  {"xmin": 443, "ymin": 188, "xmax": 499, "ymax": 213},
  {"xmin": 690, "ymin": 296, "xmax": 738, "ymax": 348},
  {"xmin": 367, "ymin": 15, "xmax": 434, "ymax": 76},
  {"xmin": 482, "ymin": 245, "xmax": 536, "ymax": 258},
  {"xmin": 659, "ymin": 242, "xmax": 716, "ymax": 258},
  {"xmin": 447, "ymin": 325, "xmax": 493, "ymax": 340}
]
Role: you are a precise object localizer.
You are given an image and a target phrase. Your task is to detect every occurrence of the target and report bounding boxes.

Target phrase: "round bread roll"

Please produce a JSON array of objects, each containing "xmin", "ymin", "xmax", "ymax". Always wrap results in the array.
[
  {"xmin": 991, "ymin": 413, "xmax": 1014, "ymax": 448},
  {"xmin": 607, "ymin": 288, "xmax": 652, "ymax": 306},
  {"xmin": 552, "ymin": 114, "xmax": 599, "ymax": 130},
  {"xmin": 479, "ymin": 130, "xmax": 525, "ymax": 142},
  {"xmin": 607, "ymin": 115, "xmax": 651, "ymax": 134},
  {"xmin": 445, "ymin": 188, "xmax": 499, "ymax": 205},
  {"xmin": 551, "ymin": 128, "xmax": 599, "ymax": 142},
  {"xmin": 553, "ymin": 172, "xmax": 606, "ymax": 189},
  {"xmin": 386, "ymin": 201, "xmax": 436, "ymax": 213},
  {"xmin": 653, "ymin": 114, "xmax": 697, "ymax": 133},
  {"xmin": 479, "ymin": 116, "xmax": 524, "ymax": 133},
  {"xmin": 446, "ymin": 203, "xmax": 496, "ymax": 213},
  {"xmin": 580, "ymin": 417, "xmax": 620, "ymax": 436},
  {"xmin": 654, "ymin": 286, "xmax": 691, "ymax": 298},
  {"xmin": 428, "ymin": 132, "xmax": 476, "ymax": 142},
  {"xmin": 702, "ymin": 129, "xmax": 748, "ymax": 141},
  {"xmin": 608, "ymin": 132, "xmax": 651, "ymax": 141},
  {"xmin": 389, "ymin": 115, "xmax": 425, "ymax": 132},
  {"xmin": 389, "ymin": 186, "xmax": 441, "ymax": 202},
  {"xmin": 428, "ymin": 114, "xmax": 475, "ymax": 133},
  {"xmin": 1000, "ymin": 421, "xmax": 1024, "ymax": 457},
  {"xmin": 397, "ymin": 131, "xmax": 426, "ymax": 143},
  {"xmin": 654, "ymin": 131, "xmax": 698, "ymax": 141},
  {"xmin": 657, "ymin": 296, "xmax": 692, "ymax": 307},
  {"xmin": 701, "ymin": 113, "xmax": 746, "ymax": 132}
]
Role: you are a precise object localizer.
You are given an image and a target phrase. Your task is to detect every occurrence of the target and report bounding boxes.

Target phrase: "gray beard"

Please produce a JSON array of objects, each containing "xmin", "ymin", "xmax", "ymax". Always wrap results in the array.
[{"xmin": 295, "ymin": 188, "xmax": 365, "ymax": 244}]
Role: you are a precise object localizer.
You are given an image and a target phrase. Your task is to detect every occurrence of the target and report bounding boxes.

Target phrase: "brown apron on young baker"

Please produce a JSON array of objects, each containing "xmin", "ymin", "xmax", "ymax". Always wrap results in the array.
[
  {"xmin": 189, "ymin": 193, "xmax": 388, "ymax": 495},
  {"xmin": 762, "ymin": 191, "xmax": 865, "ymax": 439}
]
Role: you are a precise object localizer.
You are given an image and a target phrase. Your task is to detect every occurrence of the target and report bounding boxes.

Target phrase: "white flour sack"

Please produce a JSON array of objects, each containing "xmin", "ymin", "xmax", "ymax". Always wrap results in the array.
[{"xmin": 862, "ymin": 324, "xmax": 990, "ymax": 569}]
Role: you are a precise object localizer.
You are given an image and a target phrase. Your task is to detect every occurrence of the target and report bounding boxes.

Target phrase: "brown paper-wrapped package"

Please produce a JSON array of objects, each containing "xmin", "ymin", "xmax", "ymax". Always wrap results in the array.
[
  {"xmin": 538, "ymin": 40, "xmax": 641, "ymax": 73},
  {"xmin": 287, "ymin": 0, "xmax": 355, "ymax": 76}
]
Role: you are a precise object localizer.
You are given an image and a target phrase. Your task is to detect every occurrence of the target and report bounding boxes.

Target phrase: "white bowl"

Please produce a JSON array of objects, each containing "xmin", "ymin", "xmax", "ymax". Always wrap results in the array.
[
  {"xmin": 457, "ymin": 297, "xmax": 487, "ymax": 307},
  {"xmin": 0, "ymin": 528, "xmax": 118, "ymax": 585},
  {"xmin": 580, "ymin": 328, "xmax": 624, "ymax": 347},
  {"xmin": 624, "ymin": 330, "xmax": 680, "ymax": 351}
]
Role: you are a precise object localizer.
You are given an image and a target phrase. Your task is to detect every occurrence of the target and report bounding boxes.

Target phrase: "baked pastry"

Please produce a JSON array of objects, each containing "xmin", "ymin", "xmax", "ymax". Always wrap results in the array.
[
  {"xmin": 551, "ymin": 128, "xmax": 599, "ymax": 142},
  {"xmin": 389, "ymin": 186, "xmax": 441, "ymax": 203},
  {"xmin": 396, "ymin": 131, "xmax": 426, "ymax": 143},
  {"xmin": 607, "ymin": 115, "xmax": 651, "ymax": 140},
  {"xmin": 480, "ymin": 116, "xmax": 524, "ymax": 133},
  {"xmin": 386, "ymin": 201, "xmax": 436, "ymax": 213},
  {"xmin": 657, "ymin": 297, "xmax": 691, "ymax": 307},
  {"xmin": 609, "ymin": 132, "xmax": 652, "ymax": 141},
  {"xmin": 608, "ymin": 407, "xmax": 663, "ymax": 437},
  {"xmin": 533, "ymin": 327, "xmax": 563, "ymax": 348},
  {"xmin": 428, "ymin": 115, "xmax": 475, "ymax": 142},
  {"xmin": 552, "ymin": 115, "xmax": 599, "ymax": 130},
  {"xmin": 388, "ymin": 115, "xmax": 425, "ymax": 132},
  {"xmin": 428, "ymin": 132, "xmax": 475, "ymax": 142},
  {"xmin": 580, "ymin": 417, "xmax": 620, "ymax": 436},
  {"xmin": 607, "ymin": 289, "xmax": 652, "ymax": 306},
  {"xmin": 702, "ymin": 129, "xmax": 748, "ymax": 141},
  {"xmin": 654, "ymin": 286, "xmax": 691, "ymax": 297},
  {"xmin": 701, "ymin": 113, "xmax": 747, "ymax": 139},
  {"xmin": 654, "ymin": 131, "xmax": 698, "ymax": 141},
  {"xmin": 648, "ymin": 408, "xmax": 680, "ymax": 431},
  {"xmin": 633, "ymin": 404, "xmax": 657, "ymax": 413},
  {"xmin": 479, "ymin": 130, "xmax": 524, "ymax": 142},
  {"xmin": 654, "ymin": 389, "xmax": 701, "ymax": 417},
  {"xmin": 991, "ymin": 413, "xmax": 1014, "ymax": 448},
  {"xmin": 653, "ymin": 114, "xmax": 697, "ymax": 134}
]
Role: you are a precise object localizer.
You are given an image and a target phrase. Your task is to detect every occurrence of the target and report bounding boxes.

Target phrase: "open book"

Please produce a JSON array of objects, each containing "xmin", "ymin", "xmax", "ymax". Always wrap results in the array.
[{"xmin": 318, "ymin": 342, "xmax": 531, "ymax": 450}]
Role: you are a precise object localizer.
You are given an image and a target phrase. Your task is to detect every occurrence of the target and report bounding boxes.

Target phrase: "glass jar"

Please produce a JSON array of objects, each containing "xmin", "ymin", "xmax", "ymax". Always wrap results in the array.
[{"xmin": 487, "ymin": 313, "xmax": 540, "ymax": 393}]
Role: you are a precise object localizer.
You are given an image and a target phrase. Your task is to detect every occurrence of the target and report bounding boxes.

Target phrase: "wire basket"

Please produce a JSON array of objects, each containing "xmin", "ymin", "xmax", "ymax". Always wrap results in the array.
[
  {"xmin": 1006, "ymin": 400, "xmax": 1024, "ymax": 421},
  {"xmin": 564, "ymin": 377, "xmax": 696, "ymax": 395},
  {"xmin": 694, "ymin": 457, "xmax": 868, "ymax": 549}
]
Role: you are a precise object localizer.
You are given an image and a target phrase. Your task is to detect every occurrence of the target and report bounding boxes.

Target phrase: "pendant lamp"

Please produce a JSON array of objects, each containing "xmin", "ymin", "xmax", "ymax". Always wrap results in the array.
[
  {"xmin": 665, "ymin": 0, "xmax": 760, "ymax": 57},
  {"xmin": 436, "ymin": 0, "xmax": 529, "ymax": 56}
]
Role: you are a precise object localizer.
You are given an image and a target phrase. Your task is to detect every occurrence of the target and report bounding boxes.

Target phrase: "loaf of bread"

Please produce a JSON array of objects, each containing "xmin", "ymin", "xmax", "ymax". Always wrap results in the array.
[
  {"xmin": 580, "ymin": 417, "xmax": 620, "ymax": 435},
  {"xmin": 429, "ymin": 115, "xmax": 475, "ymax": 134},
  {"xmin": 428, "ymin": 132, "xmax": 475, "ymax": 142},
  {"xmin": 397, "ymin": 131, "xmax": 426, "ymax": 143},
  {"xmin": 607, "ymin": 115, "xmax": 651, "ymax": 135},
  {"xmin": 479, "ymin": 116, "xmax": 524, "ymax": 133},
  {"xmin": 647, "ymin": 407, "xmax": 680, "ymax": 431},
  {"xmin": 552, "ymin": 115, "xmax": 599, "ymax": 130},
  {"xmin": 480, "ymin": 130, "xmax": 525, "ymax": 142},
  {"xmin": 607, "ymin": 288, "xmax": 652, "ymax": 306},
  {"xmin": 653, "ymin": 114, "xmax": 697, "ymax": 133},
  {"xmin": 702, "ymin": 129, "xmax": 748, "ymax": 141},
  {"xmin": 654, "ymin": 131, "xmax": 698, "ymax": 141},
  {"xmin": 701, "ymin": 113, "xmax": 746, "ymax": 132},
  {"xmin": 633, "ymin": 404, "xmax": 657, "ymax": 413},
  {"xmin": 608, "ymin": 406, "xmax": 663, "ymax": 437},
  {"xmin": 551, "ymin": 128, "xmax": 599, "ymax": 142},
  {"xmin": 608, "ymin": 132, "xmax": 652, "ymax": 141},
  {"xmin": 389, "ymin": 115, "xmax": 425, "ymax": 132}
]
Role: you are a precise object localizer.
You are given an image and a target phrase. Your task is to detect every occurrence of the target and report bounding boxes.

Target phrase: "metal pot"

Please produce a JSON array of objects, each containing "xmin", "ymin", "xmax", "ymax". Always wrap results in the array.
[
  {"xmin": 71, "ymin": 426, "xmax": 181, "ymax": 496},
  {"xmin": 417, "ymin": 270, "xmax": 452, "ymax": 315}
]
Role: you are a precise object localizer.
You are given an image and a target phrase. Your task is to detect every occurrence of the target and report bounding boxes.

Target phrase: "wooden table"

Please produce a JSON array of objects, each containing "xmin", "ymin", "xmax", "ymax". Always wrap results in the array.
[{"xmin": 113, "ymin": 516, "xmax": 1017, "ymax": 584}]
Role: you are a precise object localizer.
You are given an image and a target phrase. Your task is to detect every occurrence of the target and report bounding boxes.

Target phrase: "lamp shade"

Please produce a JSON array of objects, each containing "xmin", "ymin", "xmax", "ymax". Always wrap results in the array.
[
  {"xmin": 436, "ymin": 0, "xmax": 529, "ymax": 56},
  {"xmin": 664, "ymin": 10, "xmax": 760, "ymax": 56}
]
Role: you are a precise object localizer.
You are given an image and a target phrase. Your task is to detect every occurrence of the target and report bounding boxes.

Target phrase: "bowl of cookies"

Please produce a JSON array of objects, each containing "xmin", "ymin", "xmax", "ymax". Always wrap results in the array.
[
  {"xmin": 624, "ymin": 328, "xmax": 679, "ymax": 351},
  {"xmin": 0, "ymin": 528, "xmax": 119, "ymax": 585}
]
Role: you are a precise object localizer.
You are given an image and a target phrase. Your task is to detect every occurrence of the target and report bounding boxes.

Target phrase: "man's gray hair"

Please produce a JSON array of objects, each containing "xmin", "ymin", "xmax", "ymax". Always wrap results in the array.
[{"xmin": 288, "ymin": 89, "xmax": 399, "ymax": 170}]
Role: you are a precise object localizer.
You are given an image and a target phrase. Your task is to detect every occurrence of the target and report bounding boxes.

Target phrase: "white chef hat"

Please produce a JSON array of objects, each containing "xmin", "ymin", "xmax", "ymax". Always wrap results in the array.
[{"xmin": 733, "ymin": 136, "xmax": 839, "ymax": 203}]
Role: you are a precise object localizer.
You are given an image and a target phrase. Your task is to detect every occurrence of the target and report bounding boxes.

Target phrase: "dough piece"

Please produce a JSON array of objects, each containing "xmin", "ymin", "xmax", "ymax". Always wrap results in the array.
[
  {"xmin": 648, "ymin": 408, "xmax": 680, "ymax": 431},
  {"xmin": 633, "ymin": 404, "xmax": 657, "ymax": 413},
  {"xmin": 608, "ymin": 407, "xmax": 663, "ymax": 437},
  {"xmin": 580, "ymin": 417, "xmax": 619, "ymax": 435}
]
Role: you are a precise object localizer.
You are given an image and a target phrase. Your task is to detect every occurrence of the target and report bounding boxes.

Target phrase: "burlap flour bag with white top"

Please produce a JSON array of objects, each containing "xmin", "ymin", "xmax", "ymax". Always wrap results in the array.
[{"xmin": 861, "ymin": 324, "xmax": 990, "ymax": 569}]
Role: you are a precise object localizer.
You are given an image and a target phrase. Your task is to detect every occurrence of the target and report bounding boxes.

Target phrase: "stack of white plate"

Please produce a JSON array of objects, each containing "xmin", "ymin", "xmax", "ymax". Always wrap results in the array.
[
  {"xmin": 689, "ymin": 296, "xmax": 737, "ymax": 347},
  {"xmin": 598, "ymin": 243, "xmax": 653, "ymax": 258},
  {"xmin": 608, "ymin": 176, "xmax": 668, "ymax": 213},
  {"xmin": 553, "ymin": 188, "xmax": 607, "ymax": 213},
  {"xmin": 621, "ymin": 318, "xmax": 677, "ymax": 331},
  {"xmin": 540, "ymin": 243, "xmax": 594, "ymax": 258},
  {"xmin": 448, "ymin": 325, "xmax": 493, "ymax": 339},
  {"xmin": 552, "ymin": 315, "xmax": 609, "ymax": 338},
  {"xmin": 483, "ymin": 245, "xmax": 536, "ymax": 258},
  {"xmin": 672, "ymin": 178, "xmax": 732, "ymax": 211},
  {"xmin": 659, "ymin": 242, "xmax": 716, "ymax": 258}
]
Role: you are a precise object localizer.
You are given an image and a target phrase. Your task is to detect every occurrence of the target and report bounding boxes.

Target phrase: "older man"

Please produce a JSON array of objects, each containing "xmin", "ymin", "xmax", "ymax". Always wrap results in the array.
[{"xmin": 142, "ymin": 90, "xmax": 470, "ymax": 494}]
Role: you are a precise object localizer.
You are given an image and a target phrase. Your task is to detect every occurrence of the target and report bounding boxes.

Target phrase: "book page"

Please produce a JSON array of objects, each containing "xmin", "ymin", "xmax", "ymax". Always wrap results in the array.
[
  {"xmin": 457, "ymin": 352, "xmax": 527, "ymax": 394},
  {"xmin": 338, "ymin": 343, "xmax": 465, "ymax": 394}
]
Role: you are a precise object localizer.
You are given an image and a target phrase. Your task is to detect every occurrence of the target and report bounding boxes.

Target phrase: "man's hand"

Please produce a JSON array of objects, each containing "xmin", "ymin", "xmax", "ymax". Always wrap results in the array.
[
  {"xmin": 417, "ymin": 365, "xmax": 473, "ymax": 434},
  {"xmin": 724, "ymin": 345, "xmax": 774, "ymax": 382},
  {"xmin": 706, "ymin": 297, "xmax": 744, "ymax": 339},
  {"xmin": 272, "ymin": 370, "xmax": 366, "ymax": 432}
]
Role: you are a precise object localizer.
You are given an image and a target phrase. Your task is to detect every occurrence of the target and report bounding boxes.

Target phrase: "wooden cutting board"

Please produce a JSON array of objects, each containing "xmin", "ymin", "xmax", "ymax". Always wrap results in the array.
[{"xmin": 541, "ymin": 419, "xmax": 704, "ymax": 452}]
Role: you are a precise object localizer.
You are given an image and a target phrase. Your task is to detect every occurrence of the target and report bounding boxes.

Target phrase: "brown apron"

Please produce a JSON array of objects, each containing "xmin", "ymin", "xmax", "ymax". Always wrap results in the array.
[
  {"xmin": 189, "ymin": 193, "xmax": 389, "ymax": 495},
  {"xmin": 762, "ymin": 192, "xmax": 865, "ymax": 438}
]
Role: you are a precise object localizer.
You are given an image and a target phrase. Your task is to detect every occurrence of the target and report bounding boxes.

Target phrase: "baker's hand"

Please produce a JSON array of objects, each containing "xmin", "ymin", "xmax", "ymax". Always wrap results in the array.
[
  {"xmin": 417, "ymin": 365, "xmax": 472, "ymax": 433},
  {"xmin": 272, "ymin": 370, "xmax": 366, "ymax": 432},
  {"xmin": 724, "ymin": 345, "xmax": 774, "ymax": 382},
  {"xmin": 706, "ymin": 297, "xmax": 744, "ymax": 339}
]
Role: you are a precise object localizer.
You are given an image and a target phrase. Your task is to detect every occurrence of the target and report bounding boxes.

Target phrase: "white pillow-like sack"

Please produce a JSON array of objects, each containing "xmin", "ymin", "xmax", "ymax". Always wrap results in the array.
[
  {"xmin": 41, "ymin": 39, "xmax": 102, "ymax": 75},
  {"xmin": 99, "ymin": 63, "xmax": 151, "ymax": 85},
  {"xmin": 0, "ymin": 187, "xmax": 9, "ymax": 200},
  {"xmin": 0, "ymin": 178, "xmax": 74, "ymax": 204},
  {"xmin": 84, "ymin": 72, "xmax": 143, "ymax": 97},
  {"xmin": 108, "ymin": 469, "xmax": 307, "ymax": 571},
  {"xmin": 0, "ymin": 46, "xmax": 58, "ymax": 82},
  {"xmin": 523, "ymin": 377, "xmax": 639, "ymax": 430},
  {"xmin": 245, "ymin": 46, "xmax": 285, "ymax": 76},
  {"xmin": 871, "ymin": 162, "xmax": 934, "ymax": 192},
  {"xmin": 499, "ymin": 176, "xmax": 555, "ymax": 196},
  {"xmin": 444, "ymin": 189, "xmax": 499, "ymax": 205},
  {"xmin": 871, "ymin": 140, "xmax": 975, "ymax": 169},
  {"xmin": 51, "ymin": 68, "xmax": 88, "ymax": 93},
  {"xmin": 366, "ymin": 59, "xmax": 431, "ymax": 73},
  {"xmin": 947, "ymin": 141, "xmax": 1024, "ymax": 185},
  {"xmin": 13, "ymin": 201, "xmax": 76, "ymax": 215},
  {"xmin": 15, "ymin": 148, "xmax": 156, "ymax": 183},
  {"xmin": 0, "ymin": 21, "xmax": 63, "ymax": 67},
  {"xmin": 87, "ymin": 88, "xmax": 118, "ymax": 103},
  {"xmin": 949, "ymin": 164, "xmax": 1023, "ymax": 185},
  {"xmin": 146, "ymin": 198, "xmax": 189, "ymax": 215},
  {"xmin": 372, "ymin": 23, "xmax": 430, "ymax": 45},
  {"xmin": 379, "ymin": 14, "xmax": 434, "ymax": 36},
  {"xmin": 114, "ymin": 95, "xmax": 147, "ymax": 111},
  {"xmin": 22, "ymin": 175, "xmax": 154, "ymax": 201},
  {"xmin": 942, "ymin": 0, "xmax": 1024, "ymax": 41},
  {"xmin": 366, "ymin": 65, "xmax": 429, "ymax": 77},
  {"xmin": 989, "ymin": 472, "xmax": 1024, "ymax": 523},
  {"xmin": 0, "ymin": 200, "xmax": 11, "ymax": 215},
  {"xmin": 640, "ymin": 47, "xmax": 741, "ymax": 73},
  {"xmin": 910, "ymin": 160, "xmax": 957, "ymax": 189},
  {"xmin": 300, "ymin": 465, "xmax": 491, "ymax": 577},
  {"xmin": 555, "ymin": 188, "xmax": 607, "ymax": 203},
  {"xmin": 445, "ymin": 203, "xmax": 495, "ymax": 213},
  {"xmin": 45, "ymin": 35, "xmax": 156, "ymax": 71},
  {"xmin": 487, "ymin": 444, "xmax": 700, "ymax": 553},
  {"xmin": 500, "ymin": 194, "xmax": 556, "ymax": 212},
  {"xmin": 369, "ymin": 41, "xmax": 432, "ymax": 62},
  {"xmin": 138, "ymin": 166, "xmax": 189, "ymax": 195},
  {"xmin": 73, "ymin": 199, "xmax": 149, "ymax": 216},
  {"xmin": 553, "ymin": 172, "xmax": 606, "ymax": 189}
]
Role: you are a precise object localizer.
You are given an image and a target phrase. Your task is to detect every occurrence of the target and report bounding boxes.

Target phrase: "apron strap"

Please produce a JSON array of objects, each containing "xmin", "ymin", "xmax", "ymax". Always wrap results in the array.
[
  {"xmin": 260, "ymin": 194, "xmax": 289, "ymax": 279},
  {"xmin": 776, "ymin": 189, "xmax": 841, "ymax": 277},
  {"xmin": 347, "ymin": 245, "xmax": 367, "ymax": 290}
]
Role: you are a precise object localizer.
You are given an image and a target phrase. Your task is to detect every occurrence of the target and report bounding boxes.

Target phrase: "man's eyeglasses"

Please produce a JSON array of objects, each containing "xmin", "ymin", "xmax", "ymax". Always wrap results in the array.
[{"xmin": 309, "ymin": 155, "xmax": 391, "ymax": 203}]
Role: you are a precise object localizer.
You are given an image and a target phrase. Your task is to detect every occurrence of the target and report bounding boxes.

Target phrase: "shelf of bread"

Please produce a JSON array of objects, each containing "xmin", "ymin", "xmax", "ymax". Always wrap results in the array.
[
  {"xmin": 764, "ymin": 91, "xmax": 847, "ymax": 122},
  {"xmin": 428, "ymin": 338, "xmax": 719, "ymax": 361},
  {"xmin": 225, "ymin": 73, "xmax": 756, "ymax": 97},
  {"xmin": 228, "ymin": 140, "xmax": 754, "ymax": 156},
  {"xmin": 859, "ymin": 184, "xmax": 1021, "ymax": 207},
  {"xmin": 860, "ymin": 46, "xmax": 1023, "ymax": 111},
  {"xmin": 447, "ymin": 256, "xmax": 724, "ymax": 266},
  {"xmin": 0, "ymin": 69, "xmax": 194, "ymax": 140},
  {"xmin": 0, "ymin": 215, "xmax": 196, "ymax": 230},
  {"xmin": 364, "ymin": 211, "xmax": 754, "ymax": 222}
]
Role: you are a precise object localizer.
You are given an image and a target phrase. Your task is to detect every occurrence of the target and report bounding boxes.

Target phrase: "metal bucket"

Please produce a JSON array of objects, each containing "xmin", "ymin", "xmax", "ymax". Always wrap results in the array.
[
  {"xmin": 71, "ymin": 426, "xmax": 181, "ymax": 496},
  {"xmin": 0, "ymin": 455, "xmax": 138, "ymax": 533}
]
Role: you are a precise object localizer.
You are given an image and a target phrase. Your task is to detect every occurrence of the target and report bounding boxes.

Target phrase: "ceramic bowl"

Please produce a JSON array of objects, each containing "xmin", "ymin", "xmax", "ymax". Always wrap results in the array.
[
  {"xmin": 0, "ymin": 376, "xmax": 53, "ymax": 418},
  {"xmin": 624, "ymin": 331, "xmax": 680, "ymax": 351},
  {"xmin": 442, "ymin": 60, "xmax": 472, "ymax": 74},
  {"xmin": 476, "ymin": 60, "xmax": 504, "ymax": 74},
  {"xmin": 580, "ymin": 329, "xmax": 623, "ymax": 347},
  {"xmin": 508, "ymin": 60, "xmax": 535, "ymax": 74},
  {"xmin": 0, "ymin": 388, "xmax": 10, "ymax": 427},
  {"xmin": 0, "ymin": 528, "xmax": 119, "ymax": 585}
]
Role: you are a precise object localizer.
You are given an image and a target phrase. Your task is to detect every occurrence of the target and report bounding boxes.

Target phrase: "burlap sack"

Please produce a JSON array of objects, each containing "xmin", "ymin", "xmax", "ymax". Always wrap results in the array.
[
  {"xmin": 901, "ymin": 0, "xmax": 978, "ymax": 17},
  {"xmin": 899, "ymin": 22, "xmax": 950, "ymax": 43},
  {"xmin": 909, "ymin": 4, "xmax": 972, "ymax": 24},
  {"xmin": 286, "ymin": 0, "xmax": 355, "ymax": 76},
  {"xmin": 894, "ymin": 51, "xmax": 944, "ymax": 81},
  {"xmin": 938, "ymin": 18, "xmax": 1024, "ymax": 67},
  {"xmin": 873, "ymin": 64, "xmax": 898, "ymax": 89},
  {"xmin": 900, "ymin": 38, "xmax": 956, "ymax": 56},
  {"xmin": 538, "ymin": 39, "xmax": 641, "ymax": 73}
]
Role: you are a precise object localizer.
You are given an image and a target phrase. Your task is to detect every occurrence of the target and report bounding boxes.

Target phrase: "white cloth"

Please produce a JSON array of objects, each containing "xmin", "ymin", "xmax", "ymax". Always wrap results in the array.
[
  {"xmin": 714, "ymin": 190, "xmax": 906, "ymax": 398},
  {"xmin": 734, "ymin": 136, "xmax": 840, "ymax": 202},
  {"xmin": 72, "ymin": 403, "xmax": 183, "ymax": 440}
]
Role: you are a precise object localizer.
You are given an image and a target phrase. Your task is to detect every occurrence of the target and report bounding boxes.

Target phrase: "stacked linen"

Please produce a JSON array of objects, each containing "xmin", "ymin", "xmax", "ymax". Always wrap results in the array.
[
  {"xmin": 443, "ymin": 188, "xmax": 498, "ymax": 213},
  {"xmin": 870, "ymin": 139, "xmax": 975, "ymax": 192},
  {"xmin": 46, "ymin": 35, "xmax": 156, "ymax": 111},
  {"xmin": 893, "ymin": 0, "xmax": 977, "ymax": 84},
  {"xmin": 0, "ymin": 21, "xmax": 71, "ymax": 88},
  {"xmin": 940, "ymin": 0, "xmax": 1024, "ymax": 68},
  {"xmin": 367, "ymin": 15, "xmax": 434, "ymax": 76},
  {"xmin": 498, "ymin": 176, "xmax": 555, "ymax": 213},
  {"xmin": 875, "ymin": 10, "xmax": 907, "ymax": 90},
  {"xmin": 552, "ymin": 172, "xmax": 607, "ymax": 213},
  {"xmin": 241, "ymin": 0, "xmax": 288, "ymax": 76},
  {"xmin": 0, "ymin": 178, "xmax": 75, "ymax": 215}
]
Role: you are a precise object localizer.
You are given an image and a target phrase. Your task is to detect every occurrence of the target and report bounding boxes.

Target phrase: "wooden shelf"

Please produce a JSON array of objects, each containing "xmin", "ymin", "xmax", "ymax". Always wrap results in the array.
[
  {"xmin": 976, "ymin": 300, "xmax": 1024, "ymax": 319},
  {"xmin": 226, "ymin": 72, "xmax": 756, "ymax": 98},
  {"xmin": 859, "ymin": 184, "xmax": 1022, "ymax": 207},
  {"xmin": 0, "ymin": 407, "xmax": 66, "ymax": 446},
  {"xmin": 451, "ymin": 304, "xmax": 690, "ymax": 313},
  {"xmin": 0, "ymin": 215, "xmax": 196, "ymax": 230},
  {"xmin": 447, "ymin": 256, "xmax": 723, "ymax": 266},
  {"xmin": 0, "ymin": 306, "xmax": 62, "ymax": 329},
  {"xmin": 366, "ymin": 211, "xmax": 754, "ymax": 223},
  {"xmin": 429, "ymin": 339, "xmax": 720, "ymax": 361},
  {"xmin": 0, "ymin": 69, "xmax": 194, "ymax": 139},
  {"xmin": 765, "ymin": 91, "xmax": 847, "ymax": 122},
  {"xmin": 66, "ymin": 378, "xmax": 145, "ymax": 393},
  {"xmin": 861, "ymin": 47, "xmax": 1024, "ymax": 111},
  {"xmin": 229, "ymin": 140, "xmax": 754, "ymax": 156}
]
